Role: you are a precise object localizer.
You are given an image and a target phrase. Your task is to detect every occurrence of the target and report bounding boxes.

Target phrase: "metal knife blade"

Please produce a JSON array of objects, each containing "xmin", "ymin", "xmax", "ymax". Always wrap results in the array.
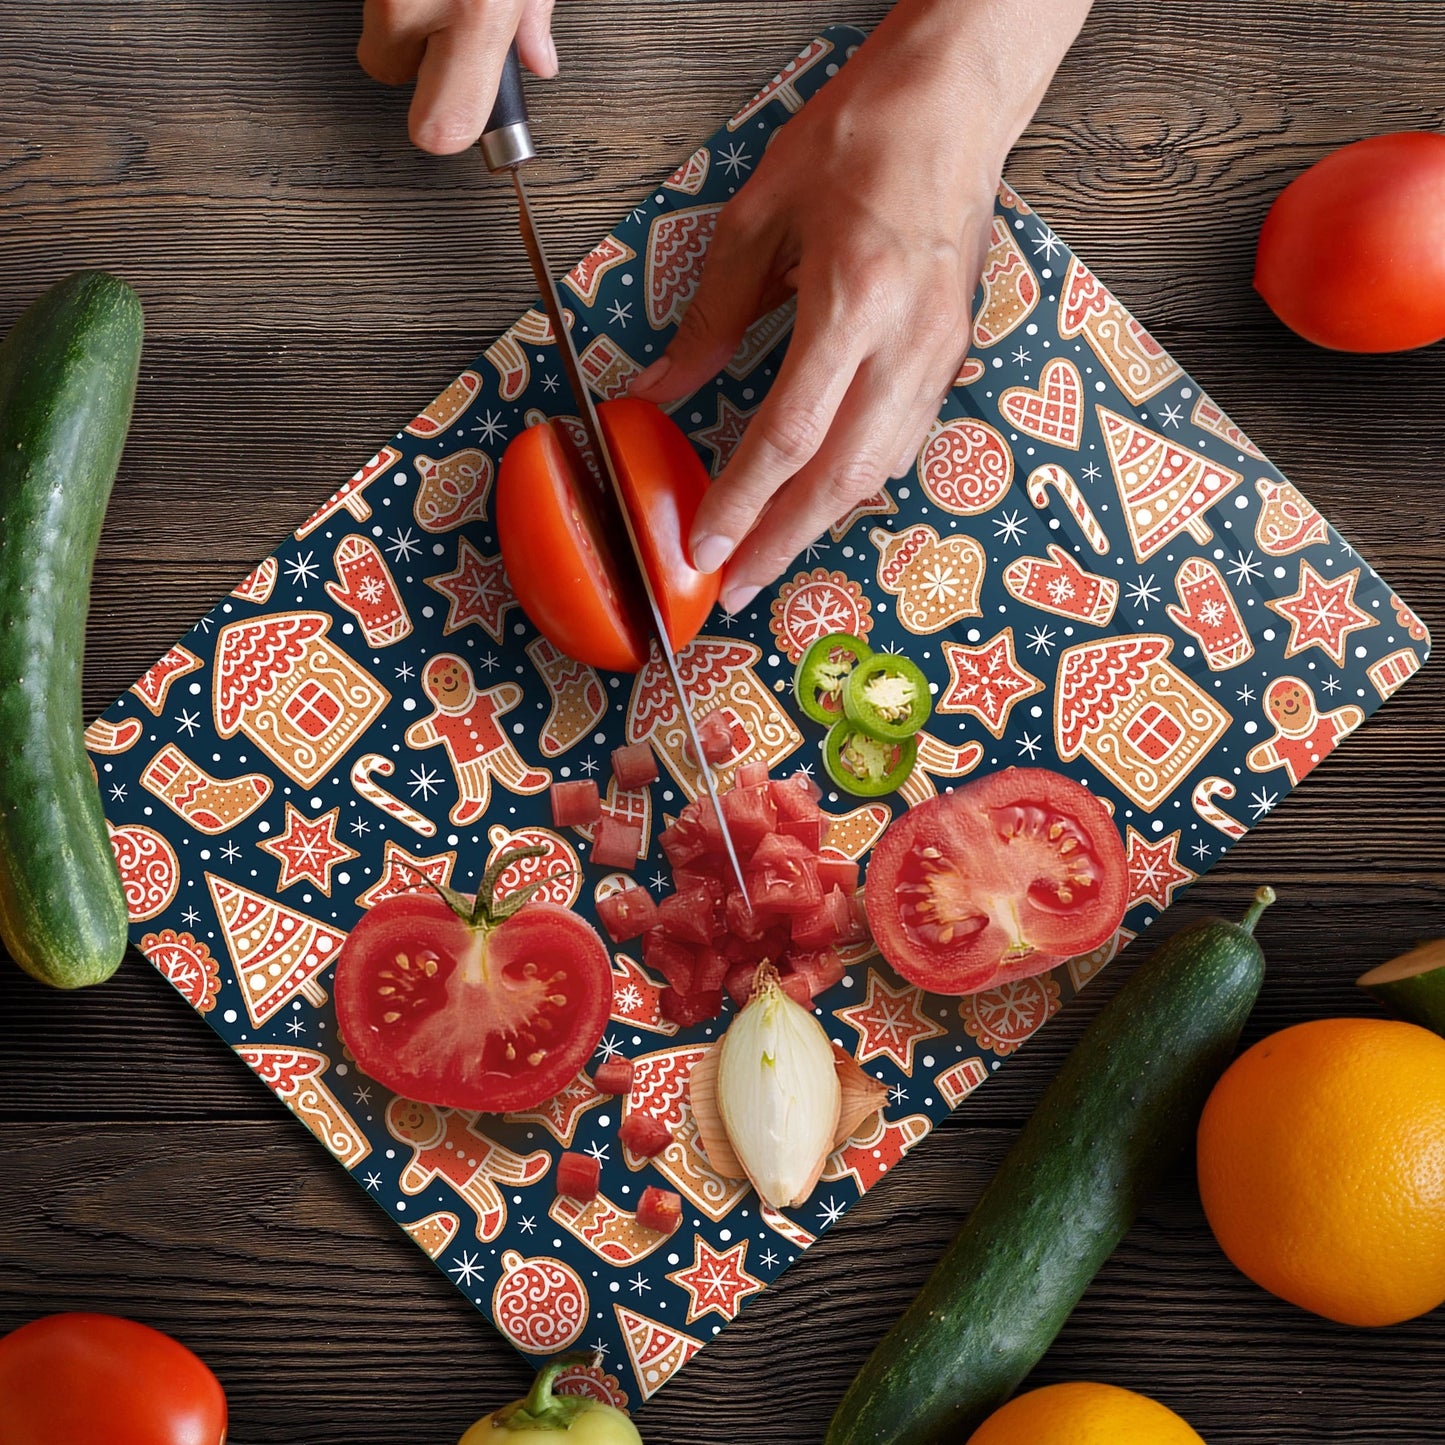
[{"xmin": 481, "ymin": 56, "xmax": 751, "ymax": 904}]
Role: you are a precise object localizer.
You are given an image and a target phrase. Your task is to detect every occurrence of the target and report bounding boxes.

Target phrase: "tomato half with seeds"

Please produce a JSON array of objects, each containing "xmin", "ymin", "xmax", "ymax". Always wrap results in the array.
[
  {"xmin": 497, "ymin": 398, "xmax": 720, "ymax": 672},
  {"xmin": 864, "ymin": 767, "xmax": 1127, "ymax": 996},
  {"xmin": 334, "ymin": 892, "xmax": 612, "ymax": 1113}
]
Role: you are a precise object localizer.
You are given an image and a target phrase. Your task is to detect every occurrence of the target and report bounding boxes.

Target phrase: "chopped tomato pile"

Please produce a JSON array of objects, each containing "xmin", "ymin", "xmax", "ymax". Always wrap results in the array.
[{"xmin": 595, "ymin": 765, "xmax": 867, "ymax": 1026}]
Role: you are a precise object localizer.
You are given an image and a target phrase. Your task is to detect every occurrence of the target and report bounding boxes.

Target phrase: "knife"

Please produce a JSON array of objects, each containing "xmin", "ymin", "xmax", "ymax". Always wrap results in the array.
[{"xmin": 480, "ymin": 46, "xmax": 751, "ymax": 905}]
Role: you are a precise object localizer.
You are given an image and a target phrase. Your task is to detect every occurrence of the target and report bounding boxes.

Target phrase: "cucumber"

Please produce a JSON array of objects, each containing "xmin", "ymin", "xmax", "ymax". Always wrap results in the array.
[
  {"xmin": 0, "ymin": 271, "xmax": 144, "ymax": 988},
  {"xmin": 826, "ymin": 887, "xmax": 1276, "ymax": 1445},
  {"xmin": 1357, "ymin": 939, "xmax": 1445, "ymax": 1036}
]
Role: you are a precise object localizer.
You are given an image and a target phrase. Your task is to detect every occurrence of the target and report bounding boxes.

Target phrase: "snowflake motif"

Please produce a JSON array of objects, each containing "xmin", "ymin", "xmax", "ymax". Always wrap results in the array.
[
  {"xmin": 362, "ymin": 1171, "xmax": 383, "ymax": 1191},
  {"xmin": 449, "ymin": 1251, "xmax": 484, "ymax": 1287},
  {"xmin": 1159, "ymin": 402, "xmax": 1184, "ymax": 428},
  {"xmin": 1016, "ymin": 731, "xmax": 1043, "ymax": 760},
  {"xmin": 719, "ymin": 141, "xmax": 753, "ymax": 177},
  {"xmin": 395, "ymin": 660, "xmax": 415, "ymax": 682},
  {"xmin": 1046, "ymin": 575, "xmax": 1075, "ymax": 604},
  {"xmin": 923, "ymin": 562, "xmax": 958, "ymax": 603},
  {"xmin": 478, "ymin": 653, "xmax": 499, "ymax": 673},
  {"xmin": 993, "ymin": 509, "xmax": 1027, "ymax": 545},
  {"xmin": 607, "ymin": 299, "xmax": 633, "ymax": 327},
  {"xmin": 1031, "ymin": 225, "xmax": 1063, "ymax": 260},
  {"xmin": 541, "ymin": 374, "xmax": 560, "ymax": 393},
  {"xmin": 1198, "ymin": 598, "xmax": 1228, "ymax": 628},
  {"xmin": 357, "ymin": 576, "xmax": 386, "ymax": 605},
  {"xmin": 1025, "ymin": 625, "xmax": 1056, "ymax": 656},
  {"xmin": 987, "ymin": 982, "xmax": 1050, "ymax": 1038},
  {"xmin": 471, "ymin": 409, "xmax": 508, "ymax": 445},
  {"xmin": 1249, "ymin": 787, "xmax": 1278, "ymax": 820},
  {"xmin": 590, "ymin": 1337, "xmax": 610, "ymax": 1359},
  {"xmin": 887, "ymin": 1084, "xmax": 909, "ymax": 1105},
  {"xmin": 350, "ymin": 817, "xmax": 371, "ymax": 837},
  {"xmin": 196, "ymin": 615, "xmax": 214, "ymax": 632},
  {"xmin": 579, "ymin": 756, "xmax": 599, "ymax": 776},
  {"xmin": 628, "ymin": 1272, "xmax": 651, "ymax": 1296},
  {"xmin": 1011, "ymin": 346, "xmax": 1031, "ymax": 367},
  {"xmin": 1237, "ymin": 684, "xmax": 1256, "ymax": 705},
  {"xmin": 285, "ymin": 1017, "xmax": 306, "ymax": 1038},
  {"xmin": 791, "ymin": 586, "xmax": 856, "ymax": 637},
  {"xmin": 1321, "ymin": 674, "xmax": 1342, "ymax": 695},
  {"xmin": 1192, "ymin": 840, "xmax": 1213, "ymax": 861},
  {"xmin": 596, "ymin": 1033, "xmax": 625, "ymax": 1061},
  {"xmin": 518, "ymin": 1215, "xmax": 537, "ymax": 1234},
  {"xmin": 1126, "ymin": 573, "xmax": 1160, "ymax": 610},
  {"xmin": 409, "ymin": 766, "xmax": 442, "ymax": 800},
  {"xmin": 386, "ymin": 527, "xmax": 421, "ymax": 563},
  {"xmin": 181, "ymin": 906, "xmax": 202, "ymax": 926},
  {"xmin": 1081, "ymin": 462, "xmax": 1102, "ymax": 483},
  {"xmin": 284, "ymin": 551, "xmax": 319, "ymax": 586},
  {"xmin": 802, "ymin": 538, "xmax": 832, "ymax": 562},
  {"xmin": 220, "ymin": 841, "xmax": 242, "ymax": 863},
  {"xmin": 109, "ymin": 783, "xmax": 128, "ymax": 802},
  {"xmin": 649, "ymin": 871, "xmax": 670, "ymax": 893},
  {"xmin": 584, "ymin": 1141, "xmax": 611, "ymax": 1164},
  {"xmin": 614, "ymin": 984, "xmax": 643, "ymax": 1013},
  {"xmin": 1227, "ymin": 549, "xmax": 1263, "ymax": 587},
  {"xmin": 759, "ymin": 1249, "xmax": 779, "ymax": 1269},
  {"xmin": 353, "ymin": 1085, "xmax": 373, "ymax": 1106},
  {"xmin": 816, "ymin": 1196, "xmax": 847, "ymax": 1228},
  {"xmin": 174, "ymin": 708, "xmax": 201, "ymax": 737}
]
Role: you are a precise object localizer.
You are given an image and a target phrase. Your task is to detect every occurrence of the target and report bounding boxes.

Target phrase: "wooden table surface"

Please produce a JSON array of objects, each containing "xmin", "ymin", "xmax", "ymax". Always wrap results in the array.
[{"xmin": 2, "ymin": 3, "xmax": 1443, "ymax": 1441}]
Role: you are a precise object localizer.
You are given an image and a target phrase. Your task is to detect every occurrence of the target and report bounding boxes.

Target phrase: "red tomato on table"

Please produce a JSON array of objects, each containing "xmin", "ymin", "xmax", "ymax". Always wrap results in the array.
[
  {"xmin": 496, "ymin": 397, "xmax": 720, "ymax": 672},
  {"xmin": 0, "ymin": 1313, "xmax": 227, "ymax": 1445},
  {"xmin": 864, "ymin": 768, "xmax": 1127, "ymax": 996},
  {"xmin": 334, "ymin": 892, "xmax": 612, "ymax": 1113},
  {"xmin": 1255, "ymin": 131, "xmax": 1445, "ymax": 353}
]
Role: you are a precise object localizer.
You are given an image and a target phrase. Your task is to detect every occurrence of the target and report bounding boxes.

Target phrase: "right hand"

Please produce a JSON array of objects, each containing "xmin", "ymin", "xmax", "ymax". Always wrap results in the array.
[{"xmin": 357, "ymin": 0, "xmax": 558, "ymax": 154}]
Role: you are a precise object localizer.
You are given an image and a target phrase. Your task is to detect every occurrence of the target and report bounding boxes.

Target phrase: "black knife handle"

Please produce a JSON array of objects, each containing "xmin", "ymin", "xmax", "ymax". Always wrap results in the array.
[{"xmin": 481, "ymin": 43, "xmax": 536, "ymax": 171}]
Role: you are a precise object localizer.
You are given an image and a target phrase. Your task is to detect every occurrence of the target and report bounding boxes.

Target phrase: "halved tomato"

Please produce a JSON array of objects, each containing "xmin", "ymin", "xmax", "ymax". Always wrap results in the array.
[
  {"xmin": 864, "ymin": 768, "xmax": 1127, "ymax": 996},
  {"xmin": 333, "ymin": 892, "xmax": 612, "ymax": 1113},
  {"xmin": 497, "ymin": 398, "xmax": 720, "ymax": 672}
]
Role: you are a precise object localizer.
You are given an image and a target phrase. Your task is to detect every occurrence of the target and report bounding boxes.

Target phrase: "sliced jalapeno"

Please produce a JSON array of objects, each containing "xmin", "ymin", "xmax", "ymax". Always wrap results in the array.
[
  {"xmin": 823, "ymin": 721, "xmax": 918, "ymax": 797},
  {"xmin": 793, "ymin": 631, "xmax": 872, "ymax": 726},
  {"xmin": 842, "ymin": 653, "xmax": 933, "ymax": 742}
]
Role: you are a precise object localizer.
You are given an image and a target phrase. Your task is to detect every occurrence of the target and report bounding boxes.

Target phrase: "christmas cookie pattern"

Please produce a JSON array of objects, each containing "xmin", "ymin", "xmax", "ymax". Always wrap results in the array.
[{"xmin": 85, "ymin": 26, "xmax": 1427, "ymax": 1405}]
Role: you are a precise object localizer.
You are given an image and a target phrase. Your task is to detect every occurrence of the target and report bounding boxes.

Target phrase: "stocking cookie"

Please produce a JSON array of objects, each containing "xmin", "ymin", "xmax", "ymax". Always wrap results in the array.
[
  {"xmin": 141, "ymin": 744, "xmax": 271, "ymax": 833},
  {"xmin": 973, "ymin": 214, "xmax": 1039, "ymax": 348},
  {"xmin": 1246, "ymin": 676, "xmax": 1364, "ymax": 786},
  {"xmin": 404, "ymin": 654, "xmax": 551, "ymax": 827},
  {"xmin": 526, "ymin": 636, "xmax": 607, "ymax": 758}
]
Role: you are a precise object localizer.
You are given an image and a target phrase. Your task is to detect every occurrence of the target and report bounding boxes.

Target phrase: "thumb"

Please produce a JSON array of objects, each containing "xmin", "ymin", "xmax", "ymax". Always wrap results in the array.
[{"xmin": 630, "ymin": 216, "xmax": 778, "ymax": 405}]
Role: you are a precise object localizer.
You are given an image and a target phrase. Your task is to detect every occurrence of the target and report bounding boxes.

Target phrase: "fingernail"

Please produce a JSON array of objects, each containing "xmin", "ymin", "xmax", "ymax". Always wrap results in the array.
[
  {"xmin": 691, "ymin": 533, "xmax": 734, "ymax": 574},
  {"xmin": 720, "ymin": 584, "xmax": 760, "ymax": 616},
  {"xmin": 630, "ymin": 356, "xmax": 671, "ymax": 398},
  {"xmin": 545, "ymin": 35, "xmax": 559, "ymax": 74}
]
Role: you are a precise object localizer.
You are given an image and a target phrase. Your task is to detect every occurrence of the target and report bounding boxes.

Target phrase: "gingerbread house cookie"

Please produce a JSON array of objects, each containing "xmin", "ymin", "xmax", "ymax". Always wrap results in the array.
[
  {"xmin": 214, "ymin": 611, "xmax": 389, "ymax": 788},
  {"xmin": 237, "ymin": 1045, "xmax": 371, "ymax": 1170},
  {"xmin": 870, "ymin": 524, "xmax": 985, "ymax": 634},
  {"xmin": 1055, "ymin": 634, "xmax": 1231, "ymax": 811}
]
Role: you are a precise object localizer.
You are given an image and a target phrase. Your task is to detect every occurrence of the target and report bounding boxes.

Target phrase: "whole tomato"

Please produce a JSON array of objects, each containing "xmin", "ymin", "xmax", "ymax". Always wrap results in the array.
[
  {"xmin": 0, "ymin": 1313, "xmax": 228, "ymax": 1445},
  {"xmin": 1255, "ymin": 131, "xmax": 1445, "ymax": 352}
]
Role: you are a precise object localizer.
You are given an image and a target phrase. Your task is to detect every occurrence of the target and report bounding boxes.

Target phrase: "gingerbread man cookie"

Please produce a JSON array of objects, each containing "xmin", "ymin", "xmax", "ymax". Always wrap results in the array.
[
  {"xmin": 404, "ymin": 654, "xmax": 551, "ymax": 827},
  {"xmin": 1246, "ymin": 676, "xmax": 1364, "ymax": 787}
]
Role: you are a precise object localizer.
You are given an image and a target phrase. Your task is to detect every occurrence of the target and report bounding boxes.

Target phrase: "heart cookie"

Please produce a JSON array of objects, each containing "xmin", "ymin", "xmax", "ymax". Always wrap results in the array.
[{"xmin": 999, "ymin": 357, "xmax": 1084, "ymax": 448}]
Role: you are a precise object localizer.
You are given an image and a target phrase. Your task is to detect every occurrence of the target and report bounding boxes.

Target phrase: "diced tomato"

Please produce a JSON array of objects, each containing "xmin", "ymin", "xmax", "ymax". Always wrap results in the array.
[
  {"xmin": 644, "ymin": 932, "xmax": 696, "ymax": 993},
  {"xmin": 725, "ymin": 960, "xmax": 758, "ymax": 1009},
  {"xmin": 693, "ymin": 945, "xmax": 730, "ymax": 994},
  {"xmin": 551, "ymin": 779, "xmax": 602, "ymax": 828},
  {"xmin": 851, "ymin": 891, "xmax": 870, "ymax": 933},
  {"xmin": 659, "ymin": 819, "xmax": 707, "ymax": 870},
  {"xmin": 657, "ymin": 888, "xmax": 716, "ymax": 946},
  {"xmin": 557, "ymin": 1151, "xmax": 601, "ymax": 1202},
  {"xmin": 790, "ymin": 888, "xmax": 854, "ymax": 949},
  {"xmin": 659, "ymin": 985, "xmax": 725, "ymax": 1027},
  {"xmin": 697, "ymin": 712, "xmax": 734, "ymax": 762},
  {"xmin": 611, "ymin": 741, "xmax": 659, "ymax": 789},
  {"xmin": 673, "ymin": 866, "xmax": 726, "ymax": 905},
  {"xmin": 747, "ymin": 833, "xmax": 823, "ymax": 914},
  {"xmin": 724, "ymin": 888, "xmax": 768, "ymax": 942},
  {"xmin": 596, "ymin": 886, "xmax": 659, "ymax": 943},
  {"xmin": 792, "ymin": 770, "xmax": 823, "ymax": 801},
  {"xmin": 816, "ymin": 853, "xmax": 860, "ymax": 894},
  {"xmin": 789, "ymin": 947, "xmax": 846, "ymax": 997},
  {"xmin": 780, "ymin": 814, "xmax": 828, "ymax": 852},
  {"xmin": 619, "ymin": 1111, "xmax": 673, "ymax": 1159},
  {"xmin": 593, "ymin": 1057, "xmax": 636, "ymax": 1096},
  {"xmin": 770, "ymin": 776, "xmax": 824, "ymax": 826},
  {"xmin": 592, "ymin": 814, "xmax": 643, "ymax": 869},
  {"xmin": 736, "ymin": 761, "xmax": 770, "ymax": 788},
  {"xmin": 721, "ymin": 784, "xmax": 778, "ymax": 855},
  {"xmin": 778, "ymin": 973, "xmax": 814, "ymax": 1008},
  {"xmin": 636, "ymin": 1185, "xmax": 683, "ymax": 1235}
]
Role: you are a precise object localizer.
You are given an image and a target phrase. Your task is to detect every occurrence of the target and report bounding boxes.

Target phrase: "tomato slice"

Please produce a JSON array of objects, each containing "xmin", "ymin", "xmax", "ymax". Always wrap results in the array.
[
  {"xmin": 864, "ymin": 768, "xmax": 1128, "ymax": 996},
  {"xmin": 333, "ymin": 893, "xmax": 612, "ymax": 1113},
  {"xmin": 794, "ymin": 632, "xmax": 872, "ymax": 725},
  {"xmin": 497, "ymin": 399, "xmax": 719, "ymax": 673}
]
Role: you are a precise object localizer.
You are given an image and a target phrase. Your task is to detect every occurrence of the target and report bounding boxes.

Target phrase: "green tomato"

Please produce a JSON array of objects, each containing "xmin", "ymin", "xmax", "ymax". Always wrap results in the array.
[{"xmin": 459, "ymin": 1359, "xmax": 643, "ymax": 1444}]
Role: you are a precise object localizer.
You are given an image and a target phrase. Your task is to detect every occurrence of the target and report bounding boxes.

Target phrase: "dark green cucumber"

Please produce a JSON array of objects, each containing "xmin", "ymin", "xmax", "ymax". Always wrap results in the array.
[
  {"xmin": 826, "ymin": 887, "xmax": 1276, "ymax": 1445},
  {"xmin": 0, "ymin": 271, "xmax": 144, "ymax": 988}
]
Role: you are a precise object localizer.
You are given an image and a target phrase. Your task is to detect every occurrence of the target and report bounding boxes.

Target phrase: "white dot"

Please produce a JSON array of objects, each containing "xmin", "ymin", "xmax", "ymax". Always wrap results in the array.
[
  {"xmin": 1243, "ymin": 721, "xmax": 1258, "ymax": 734},
  {"xmin": 223, "ymin": 1009, "xmax": 238, "ymax": 1023},
  {"xmin": 257, "ymin": 821, "xmax": 270, "ymax": 833},
  {"xmin": 1234, "ymin": 495, "xmax": 1249, "ymax": 509}
]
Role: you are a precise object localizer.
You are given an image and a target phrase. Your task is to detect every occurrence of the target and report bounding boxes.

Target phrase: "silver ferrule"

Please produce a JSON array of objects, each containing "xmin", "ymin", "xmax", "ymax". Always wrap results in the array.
[{"xmin": 480, "ymin": 122, "xmax": 537, "ymax": 173}]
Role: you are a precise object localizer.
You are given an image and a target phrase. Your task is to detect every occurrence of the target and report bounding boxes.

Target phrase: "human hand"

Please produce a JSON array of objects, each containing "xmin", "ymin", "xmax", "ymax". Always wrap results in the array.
[
  {"xmin": 630, "ymin": 0, "xmax": 1091, "ymax": 615},
  {"xmin": 357, "ymin": 0, "xmax": 557, "ymax": 154}
]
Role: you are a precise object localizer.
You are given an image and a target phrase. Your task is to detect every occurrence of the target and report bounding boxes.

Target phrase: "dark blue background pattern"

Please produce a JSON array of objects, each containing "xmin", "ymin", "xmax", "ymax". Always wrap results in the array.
[{"xmin": 87, "ymin": 25, "xmax": 1429, "ymax": 1407}]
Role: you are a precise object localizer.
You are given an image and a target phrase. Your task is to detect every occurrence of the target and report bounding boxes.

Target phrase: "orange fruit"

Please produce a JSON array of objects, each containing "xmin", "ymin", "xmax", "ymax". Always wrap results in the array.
[
  {"xmin": 966, "ymin": 1382, "xmax": 1205, "ymax": 1444},
  {"xmin": 1197, "ymin": 1017, "xmax": 1445, "ymax": 1326}
]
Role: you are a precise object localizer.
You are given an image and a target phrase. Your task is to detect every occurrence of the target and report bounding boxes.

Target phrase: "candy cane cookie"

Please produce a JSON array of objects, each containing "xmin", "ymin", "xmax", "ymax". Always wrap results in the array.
[
  {"xmin": 1026, "ymin": 463, "xmax": 1110, "ymax": 556},
  {"xmin": 1191, "ymin": 776, "xmax": 1247, "ymax": 841},
  {"xmin": 350, "ymin": 753, "xmax": 437, "ymax": 837}
]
